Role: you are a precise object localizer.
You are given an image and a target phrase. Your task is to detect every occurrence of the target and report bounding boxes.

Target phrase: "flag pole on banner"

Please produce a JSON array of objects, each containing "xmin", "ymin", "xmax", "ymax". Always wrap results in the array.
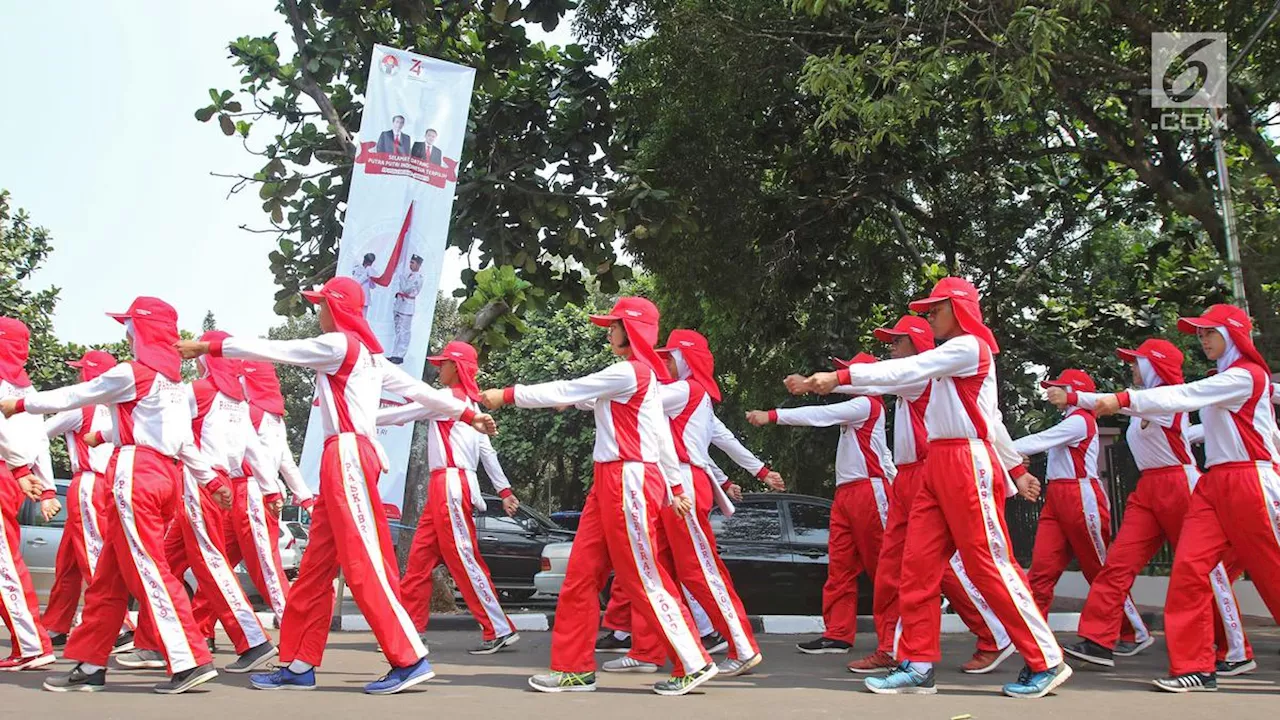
[{"xmin": 296, "ymin": 46, "xmax": 477, "ymax": 529}]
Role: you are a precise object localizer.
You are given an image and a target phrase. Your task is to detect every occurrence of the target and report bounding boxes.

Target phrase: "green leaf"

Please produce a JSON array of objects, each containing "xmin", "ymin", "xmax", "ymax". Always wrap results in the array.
[{"xmin": 218, "ymin": 113, "xmax": 235, "ymax": 136}]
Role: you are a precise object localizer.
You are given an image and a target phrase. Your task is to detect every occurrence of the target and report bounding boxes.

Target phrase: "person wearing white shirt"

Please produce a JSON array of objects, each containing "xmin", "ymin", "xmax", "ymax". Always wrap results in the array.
[{"xmin": 388, "ymin": 254, "xmax": 423, "ymax": 364}]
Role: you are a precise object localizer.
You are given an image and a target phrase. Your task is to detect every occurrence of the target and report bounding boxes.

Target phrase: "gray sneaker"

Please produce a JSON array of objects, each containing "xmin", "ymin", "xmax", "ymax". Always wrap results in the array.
[
  {"xmin": 469, "ymin": 632, "xmax": 519, "ymax": 656},
  {"xmin": 153, "ymin": 662, "xmax": 218, "ymax": 695},
  {"xmin": 115, "ymin": 649, "xmax": 166, "ymax": 670},
  {"xmin": 652, "ymin": 663, "xmax": 719, "ymax": 696},
  {"xmin": 716, "ymin": 654, "xmax": 762, "ymax": 677},
  {"xmin": 225, "ymin": 642, "xmax": 278, "ymax": 674},
  {"xmin": 603, "ymin": 655, "xmax": 659, "ymax": 673},
  {"xmin": 528, "ymin": 671, "xmax": 597, "ymax": 693}
]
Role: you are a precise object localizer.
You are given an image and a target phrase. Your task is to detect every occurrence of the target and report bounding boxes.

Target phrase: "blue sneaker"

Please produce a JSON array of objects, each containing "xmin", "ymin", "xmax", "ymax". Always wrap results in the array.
[
  {"xmin": 864, "ymin": 663, "xmax": 936, "ymax": 695},
  {"xmin": 364, "ymin": 657, "xmax": 435, "ymax": 695},
  {"xmin": 1001, "ymin": 662, "xmax": 1072, "ymax": 699},
  {"xmin": 250, "ymin": 666, "xmax": 316, "ymax": 691}
]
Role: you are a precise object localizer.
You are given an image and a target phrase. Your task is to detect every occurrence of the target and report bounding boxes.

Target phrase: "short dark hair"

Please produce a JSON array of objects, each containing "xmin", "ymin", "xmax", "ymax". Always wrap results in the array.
[
  {"xmin": 392, "ymin": 115, "xmax": 405, "ymax": 123},
  {"xmin": 425, "ymin": 128, "xmax": 438, "ymax": 136},
  {"xmin": 363, "ymin": 253, "xmax": 376, "ymax": 265},
  {"xmin": 410, "ymin": 254, "xmax": 423, "ymax": 263}
]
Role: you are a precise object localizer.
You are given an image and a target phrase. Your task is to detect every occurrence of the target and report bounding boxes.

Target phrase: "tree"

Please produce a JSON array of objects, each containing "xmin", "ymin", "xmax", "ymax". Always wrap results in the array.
[
  {"xmin": 0, "ymin": 189, "xmax": 64, "ymax": 389},
  {"xmin": 266, "ymin": 313, "xmax": 322, "ymax": 456},
  {"xmin": 197, "ymin": 0, "xmax": 644, "ymax": 343},
  {"xmin": 202, "ymin": 310, "xmax": 218, "ymax": 333}
]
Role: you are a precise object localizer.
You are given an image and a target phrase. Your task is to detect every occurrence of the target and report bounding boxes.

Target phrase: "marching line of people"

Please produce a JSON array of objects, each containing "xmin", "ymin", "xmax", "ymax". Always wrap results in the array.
[{"xmin": 0, "ymin": 273, "xmax": 1274, "ymax": 702}]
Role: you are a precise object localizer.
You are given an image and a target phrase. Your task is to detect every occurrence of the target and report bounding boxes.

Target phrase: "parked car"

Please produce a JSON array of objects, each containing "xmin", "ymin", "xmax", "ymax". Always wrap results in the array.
[
  {"xmin": 230, "ymin": 518, "xmax": 302, "ymax": 599},
  {"xmin": 473, "ymin": 495, "xmax": 575, "ymax": 601},
  {"xmin": 17, "ymin": 480, "xmax": 70, "ymax": 603},
  {"xmin": 549, "ymin": 510, "xmax": 582, "ymax": 531},
  {"xmin": 284, "ymin": 521, "xmax": 309, "ymax": 557},
  {"xmin": 533, "ymin": 492, "xmax": 874, "ymax": 615}
]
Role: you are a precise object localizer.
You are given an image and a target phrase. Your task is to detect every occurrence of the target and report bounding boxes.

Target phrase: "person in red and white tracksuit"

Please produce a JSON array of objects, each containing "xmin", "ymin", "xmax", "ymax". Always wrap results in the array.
[
  {"xmin": 749, "ymin": 352, "xmax": 896, "ymax": 656},
  {"xmin": 1087, "ymin": 304, "xmax": 1280, "ymax": 693},
  {"xmin": 229, "ymin": 360, "xmax": 314, "ymax": 622},
  {"xmin": 601, "ymin": 329, "xmax": 772, "ymax": 678},
  {"xmin": 177, "ymin": 276, "xmax": 494, "ymax": 695},
  {"xmin": 1014, "ymin": 369, "xmax": 1151, "ymax": 653},
  {"xmin": 376, "ymin": 340, "xmax": 521, "ymax": 654},
  {"xmin": 41, "ymin": 350, "xmax": 136, "ymax": 652},
  {"xmin": 480, "ymin": 296, "xmax": 716, "ymax": 696},
  {"xmin": 1056, "ymin": 339, "xmax": 1253, "ymax": 674},
  {"xmin": 796, "ymin": 315, "xmax": 1014, "ymax": 675},
  {"xmin": 0, "ymin": 317, "xmax": 58, "ymax": 671},
  {"xmin": 150, "ymin": 331, "xmax": 277, "ymax": 674},
  {"xmin": 807, "ymin": 278, "xmax": 1068, "ymax": 698},
  {"xmin": 4, "ymin": 298, "xmax": 224, "ymax": 693}
]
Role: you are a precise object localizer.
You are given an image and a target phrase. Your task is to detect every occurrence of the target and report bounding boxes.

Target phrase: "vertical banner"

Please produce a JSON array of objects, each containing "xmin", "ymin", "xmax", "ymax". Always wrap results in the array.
[{"xmin": 299, "ymin": 46, "xmax": 476, "ymax": 518}]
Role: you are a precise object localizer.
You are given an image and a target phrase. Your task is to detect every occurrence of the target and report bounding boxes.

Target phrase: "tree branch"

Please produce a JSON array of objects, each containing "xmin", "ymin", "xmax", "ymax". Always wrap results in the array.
[
  {"xmin": 455, "ymin": 300, "xmax": 511, "ymax": 344},
  {"xmin": 281, "ymin": 0, "xmax": 357, "ymax": 158}
]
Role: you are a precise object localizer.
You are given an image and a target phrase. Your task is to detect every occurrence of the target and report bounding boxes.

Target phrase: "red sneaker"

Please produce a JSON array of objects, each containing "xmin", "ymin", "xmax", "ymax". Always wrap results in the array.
[
  {"xmin": 960, "ymin": 644, "xmax": 1016, "ymax": 674},
  {"xmin": 0, "ymin": 654, "xmax": 56, "ymax": 671},
  {"xmin": 847, "ymin": 650, "xmax": 896, "ymax": 674}
]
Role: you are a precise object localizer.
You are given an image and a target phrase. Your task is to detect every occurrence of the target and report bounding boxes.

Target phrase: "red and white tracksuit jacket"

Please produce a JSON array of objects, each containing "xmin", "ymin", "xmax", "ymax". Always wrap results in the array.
[
  {"xmin": 0, "ymin": 379, "xmax": 56, "ymax": 660},
  {"xmin": 152, "ymin": 379, "xmax": 274, "ymax": 655},
  {"xmin": 770, "ymin": 393, "xmax": 894, "ymax": 645},
  {"xmin": 501, "ymin": 359, "xmax": 711, "ymax": 676},
  {"xmin": 611, "ymin": 380, "xmax": 761, "ymax": 663},
  {"xmin": 210, "ymin": 331, "xmax": 474, "ymax": 669},
  {"xmin": 1117, "ymin": 361, "xmax": 1280, "ymax": 675},
  {"xmin": 19, "ymin": 361, "xmax": 220, "ymax": 673},
  {"xmin": 844, "ymin": 380, "xmax": 1012, "ymax": 657},
  {"xmin": 1070, "ymin": 392, "xmax": 1251, "ymax": 661},
  {"xmin": 377, "ymin": 395, "xmax": 516, "ymax": 640},
  {"xmin": 1015, "ymin": 409, "xmax": 1150, "ymax": 643},
  {"xmin": 41, "ymin": 405, "xmax": 118, "ymax": 636},
  {"xmin": 838, "ymin": 335, "xmax": 1063, "ymax": 671}
]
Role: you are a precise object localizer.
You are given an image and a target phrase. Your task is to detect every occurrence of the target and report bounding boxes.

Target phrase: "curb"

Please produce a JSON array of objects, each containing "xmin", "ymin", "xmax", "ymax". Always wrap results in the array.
[{"xmin": 322, "ymin": 611, "xmax": 1103, "ymax": 634}]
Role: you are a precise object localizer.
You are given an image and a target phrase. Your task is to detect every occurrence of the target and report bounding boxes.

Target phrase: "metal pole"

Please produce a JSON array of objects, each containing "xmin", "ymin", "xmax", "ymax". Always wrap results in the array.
[{"xmin": 1209, "ymin": 105, "xmax": 1249, "ymax": 313}]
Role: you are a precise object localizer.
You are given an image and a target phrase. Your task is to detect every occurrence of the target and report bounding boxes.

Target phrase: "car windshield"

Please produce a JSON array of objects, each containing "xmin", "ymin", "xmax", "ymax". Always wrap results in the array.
[{"xmin": 288, "ymin": 524, "xmax": 308, "ymax": 540}]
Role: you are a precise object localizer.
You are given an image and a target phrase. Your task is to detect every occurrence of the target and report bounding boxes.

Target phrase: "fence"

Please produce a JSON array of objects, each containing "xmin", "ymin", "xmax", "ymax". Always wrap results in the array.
[{"xmin": 1004, "ymin": 439, "xmax": 1179, "ymax": 575}]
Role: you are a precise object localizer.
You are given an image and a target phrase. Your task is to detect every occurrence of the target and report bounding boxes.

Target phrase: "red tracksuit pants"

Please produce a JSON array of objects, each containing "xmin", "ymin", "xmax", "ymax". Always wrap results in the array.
[
  {"xmin": 1077, "ymin": 465, "xmax": 1251, "ymax": 662},
  {"xmin": 43, "ymin": 471, "xmax": 113, "ymax": 636},
  {"xmin": 276, "ymin": 433, "xmax": 425, "ymax": 668},
  {"xmin": 1028, "ymin": 479, "xmax": 1149, "ymax": 643},
  {"xmin": 152, "ymin": 470, "xmax": 270, "ymax": 655},
  {"xmin": 821, "ymin": 479, "xmax": 890, "ymax": 644},
  {"xmin": 0, "ymin": 467, "xmax": 52, "ymax": 659},
  {"xmin": 876, "ymin": 461, "xmax": 1008, "ymax": 656},
  {"xmin": 550, "ymin": 460, "xmax": 710, "ymax": 676},
  {"xmin": 400, "ymin": 468, "xmax": 514, "ymax": 640},
  {"xmin": 898, "ymin": 439, "xmax": 1062, "ymax": 672},
  {"xmin": 223, "ymin": 477, "xmax": 290, "ymax": 621},
  {"xmin": 609, "ymin": 465, "xmax": 760, "ymax": 663},
  {"xmin": 64, "ymin": 446, "xmax": 211, "ymax": 673},
  {"xmin": 1165, "ymin": 461, "xmax": 1280, "ymax": 676}
]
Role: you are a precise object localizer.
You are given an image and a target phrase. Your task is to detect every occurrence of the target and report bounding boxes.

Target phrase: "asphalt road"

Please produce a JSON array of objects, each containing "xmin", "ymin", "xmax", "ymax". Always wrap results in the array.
[{"xmin": 2, "ymin": 630, "xmax": 1278, "ymax": 719}]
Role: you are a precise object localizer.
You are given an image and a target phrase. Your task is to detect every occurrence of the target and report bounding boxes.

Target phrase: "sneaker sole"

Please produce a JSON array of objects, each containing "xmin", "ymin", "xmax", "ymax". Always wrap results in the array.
[
  {"xmin": 603, "ymin": 663, "xmax": 659, "ymax": 674},
  {"xmin": 865, "ymin": 681, "xmax": 938, "ymax": 695},
  {"xmin": 848, "ymin": 662, "xmax": 896, "ymax": 675},
  {"xmin": 719, "ymin": 654, "xmax": 763, "ymax": 678},
  {"xmin": 116, "ymin": 660, "xmax": 167, "ymax": 670},
  {"xmin": 110, "ymin": 642, "xmax": 136, "ymax": 656},
  {"xmin": 1113, "ymin": 636, "xmax": 1156, "ymax": 658},
  {"xmin": 652, "ymin": 664, "xmax": 719, "ymax": 696},
  {"xmin": 3, "ymin": 655, "xmax": 57, "ymax": 672},
  {"xmin": 963, "ymin": 645, "xmax": 1018, "ymax": 675},
  {"xmin": 154, "ymin": 667, "xmax": 219, "ymax": 695},
  {"xmin": 595, "ymin": 647, "xmax": 631, "ymax": 654},
  {"xmin": 224, "ymin": 645, "xmax": 279, "ymax": 674},
  {"xmin": 1152, "ymin": 679, "xmax": 1216, "ymax": 693},
  {"xmin": 796, "ymin": 646, "xmax": 851, "ymax": 655},
  {"xmin": 250, "ymin": 679, "xmax": 316, "ymax": 691},
  {"xmin": 528, "ymin": 677, "xmax": 597, "ymax": 693},
  {"xmin": 469, "ymin": 634, "xmax": 520, "ymax": 656},
  {"xmin": 1004, "ymin": 663, "xmax": 1073, "ymax": 699},
  {"xmin": 1217, "ymin": 660, "xmax": 1257, "ymax": 677},
  {"xmin": 43, "ymin": 681, "xmax": 104, "ymax": 693},
  {"xmin": 704, "ymin": 641, "xmax": 729, "ymax": 655},
  {"xmin": 1062, "ymin": 645, "xmax": 1116, "ymax": 668},
  {"xmin": 365, "ymin": 669, "xmax": 436, "ymax": 695}
]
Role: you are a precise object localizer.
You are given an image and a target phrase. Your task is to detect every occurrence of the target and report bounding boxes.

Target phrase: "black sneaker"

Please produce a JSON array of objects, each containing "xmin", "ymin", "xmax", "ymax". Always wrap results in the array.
[
  {"xmin": 701, "ymin": 632, "xmax": 728, "ymax": 655},
  {"xmin": 470, "ymin": 632, "xmax": 520, "ymax": 655},
  {"xmin": 1152, "ymin": 672, "xmax": 1217, "ymax": 693},
  {"xmin": 43, "ymin": 664, "xmax": 106, "ymax": 693},
  {"xmin": 796, "ymin": 636, "xmax": 852, "ymax": 655},
  {"xmin": 1215, "ymin": 658, "xmax": 1256, "ymax": 677},
  {"xmin": 207, "ymin": 638, "xmax": 217, "ymax": 654},
  {"xmin": 1016, "ymin": 664, "xmax": 1033, "ymax": 685},
  {"xmin": 154, "ymin": 663, "xmax": 218, "ymax": 695},
  {"xmin": 1062, "ymin": 639, "xmax": 1115, "ymax": 668},
  {"xmin": 225, "ymin": 642, "xmax": 278, "ymax": 674},
  {"xmin": 595, "ymin": 632, "xmax": 632, "ymax": 654},
  {"xmin": 111, "ymin": 631, "xmax": 135, "ymax": 655},
  {"xmin": 652, "ymin": 662, "xmax": 719, "ymax": 696},
  {"xmin": 49, "ymin": 633, "xmax": 68, "ymax": 649}
]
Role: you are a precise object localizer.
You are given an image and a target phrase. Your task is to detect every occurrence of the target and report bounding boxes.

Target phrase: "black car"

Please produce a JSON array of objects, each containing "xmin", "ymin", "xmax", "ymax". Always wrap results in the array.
[
  {"xmin": 473, "ymin": 495, "xmax": 574, "ymax": 601},
  {"xmin": 707, "ymin": 492, "xmax": 874, "ymax": 616}
]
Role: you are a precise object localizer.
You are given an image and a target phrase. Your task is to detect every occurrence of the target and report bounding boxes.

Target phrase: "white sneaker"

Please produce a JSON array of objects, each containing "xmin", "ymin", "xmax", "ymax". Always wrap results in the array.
[{"xmin": 602, "ymin": 655, "xmax": 659, "ymax": 673}]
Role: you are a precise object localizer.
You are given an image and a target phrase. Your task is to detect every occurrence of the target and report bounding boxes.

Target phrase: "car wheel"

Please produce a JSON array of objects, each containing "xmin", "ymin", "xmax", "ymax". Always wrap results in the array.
[{"xmin": 500, "ymin": 589, "xmax": 536, "ymax": 603}]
